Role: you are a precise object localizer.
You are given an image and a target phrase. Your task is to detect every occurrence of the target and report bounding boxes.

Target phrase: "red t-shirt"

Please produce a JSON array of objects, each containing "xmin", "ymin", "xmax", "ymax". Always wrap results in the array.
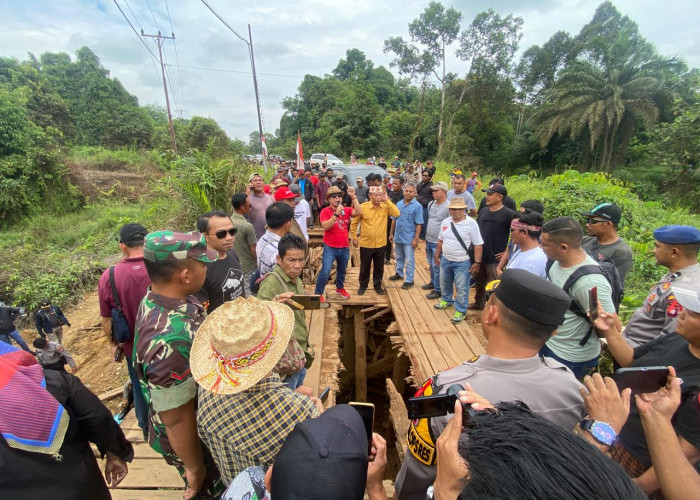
[
  {"xmin": 98, "ymin": 256, "xmax": 151, "ymax": 357},
  {"xmin": 320, "ymin": 206, "xmax": 354, "ymax": 248},
  {"xmin": 309, "ymin": 175, "xmax": 319, "ymax": 186}
]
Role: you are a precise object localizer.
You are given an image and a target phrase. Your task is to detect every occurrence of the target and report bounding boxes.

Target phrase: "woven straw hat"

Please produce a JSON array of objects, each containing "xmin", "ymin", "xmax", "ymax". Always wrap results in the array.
[
  {"xmin": 448, "ymin": 197, "xmax": 468, "ymax": 210},
  {"xmin": 190, "ymin": 296, "xmax": 294, "ymax": 394}
]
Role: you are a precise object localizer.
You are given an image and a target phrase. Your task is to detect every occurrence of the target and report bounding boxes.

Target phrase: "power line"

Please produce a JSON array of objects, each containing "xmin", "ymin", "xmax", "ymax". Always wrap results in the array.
[
  {"xmin": 163, "ymin": 62, "xmax": 307, "ymax": 78},
  {"xmin": 164, "ymin": 0, "xmax": 188, "ymax": 113},
  {"xmin": 112, "ymin": 0, "xmax": 158, "ymax": 61},
  {"xmin": 200, "ymin": 0, "xmax": 249, "ymax": 45},
  {"xmin": 123, "ymin": 0, "xmax": 143, "ymax": 31},
  {"xmin": 145, "ymin": 0, "xmax": 161, "ymax": 32}
]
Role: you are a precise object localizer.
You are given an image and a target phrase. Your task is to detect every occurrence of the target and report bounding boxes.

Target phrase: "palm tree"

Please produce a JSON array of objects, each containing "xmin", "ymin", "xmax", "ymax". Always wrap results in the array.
[{"xmin": 531, "ymin": 57, "xmax": 673, "ymax": 172}]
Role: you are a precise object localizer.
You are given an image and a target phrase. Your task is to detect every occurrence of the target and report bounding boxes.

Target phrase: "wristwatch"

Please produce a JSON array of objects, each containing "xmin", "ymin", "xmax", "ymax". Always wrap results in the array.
[{"xmin": 580, "ymin": 419, "xmax": 618, "ymax": 446}]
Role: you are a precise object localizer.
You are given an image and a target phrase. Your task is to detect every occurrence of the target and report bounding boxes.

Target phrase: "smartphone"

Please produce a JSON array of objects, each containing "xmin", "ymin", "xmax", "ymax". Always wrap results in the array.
[
  {"xmin": 407, "ymin": 394, "xmax": 458, "ymax": 420},
  {"xmin": 614, "ymin": 366, "xmax": 669, "ymax": 394},
  {"xmin": 588, "ymin": 286, "xmax": 599, "ymax": 323},
  {"xmin": 349, "ymin": 402, "xmax": 375, "ymax": 454},
  {"xmin": 287, "ymin": 295, "xmax": 329, "ymax": 310},
  {"xmin": 319, "ymin": 386, "xmax": 331, "ymax": 403}
]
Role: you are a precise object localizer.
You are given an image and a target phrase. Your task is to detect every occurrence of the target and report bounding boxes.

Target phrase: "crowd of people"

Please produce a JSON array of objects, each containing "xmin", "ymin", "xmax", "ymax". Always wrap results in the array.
[{"xmin": 0, "ymin": 158, "xmax": 698, "ymax": 500}]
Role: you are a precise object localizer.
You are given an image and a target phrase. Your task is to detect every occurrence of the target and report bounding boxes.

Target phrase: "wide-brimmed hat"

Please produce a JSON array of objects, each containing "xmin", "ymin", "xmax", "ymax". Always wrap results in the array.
[
  {"xmin": 326, "ymin": 186, "xmax": 343, "ymax": 199},
  {"xmin": 448, "ymin": 198, "xmax": 468, "ymax": 209},
  {"xmin": 190, "ymin": 297, "xmax": 294, "ymax": 395}
]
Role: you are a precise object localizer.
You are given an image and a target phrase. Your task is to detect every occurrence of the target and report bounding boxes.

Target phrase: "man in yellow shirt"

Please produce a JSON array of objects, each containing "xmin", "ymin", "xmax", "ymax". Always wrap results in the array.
[{"xmin": 351, "ymin": 186, "xmax": 400, "ymax": 295}]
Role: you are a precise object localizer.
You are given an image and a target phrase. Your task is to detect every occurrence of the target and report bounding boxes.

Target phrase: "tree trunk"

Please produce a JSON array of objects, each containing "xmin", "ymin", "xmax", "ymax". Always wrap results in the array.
[{"xmin": 437, "ymin": 42, "xmax": 446, "ymax": 159}]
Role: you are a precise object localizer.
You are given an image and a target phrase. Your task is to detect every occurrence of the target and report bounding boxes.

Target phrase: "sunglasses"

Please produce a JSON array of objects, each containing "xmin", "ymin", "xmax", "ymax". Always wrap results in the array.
[
  {"xmin": 329, "ymin": 194, "xmax": 343, "ymax": 198},
  {"xmin": 214, "ymin": 228, "xmax": 237, "ymax": 239},
  {"xmin": 587, "ymin": 219, "xmax": 608, "ymax": 225}
]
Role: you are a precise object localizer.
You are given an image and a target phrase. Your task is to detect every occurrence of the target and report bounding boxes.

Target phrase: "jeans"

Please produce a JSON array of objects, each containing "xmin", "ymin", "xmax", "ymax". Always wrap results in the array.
[
  {"xmin": 0, "ymin": 329, "xmax": 31, "ymax": 352},
  {"xmin": 539, "ymin": 344, "xmax": 599, "ymax": 381},
  {"xmin": 419, "ymin": 205, "xmax": 428, "ymax": 240},
  {"xmin": 284, "ymin": 367, "xmax": 307, "ymax": 390},
  {"xmin": 440, "ymin": 258, "xmax": 470, "ymax": 313},
  {"xmin": 359, "ymin": 247, "xmax": 385, "ymax": 288},
  {"xmin": 425, "ymin": 242, "xmax": 441, "ymax": 292},
  {"xmin": 126, "ymin": 355, "xmax": 149, "ymax": 432},
  {"xmin": 394, "ymin": 242, "xmax": 416, "ymax": 283},
  {"xmin": 473, "ymin": 263, "xmax": 499, "ymax": 308},
  {"xmin": 315, "ymin": 244, "xmax": 350, "ymax": 294},
  {"xmin": 243, "ymin": 269, "xmax": 254, "ymax": 297}
]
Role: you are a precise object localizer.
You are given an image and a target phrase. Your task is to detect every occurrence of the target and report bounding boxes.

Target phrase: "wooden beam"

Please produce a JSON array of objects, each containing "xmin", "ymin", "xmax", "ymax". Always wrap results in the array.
[
  {"xmin": 98, "ymin": 387, "xmax": 123, "ymax": 402},
  {"xmin": 386, "ymin": 378, "xmax": 410, "ymax": 463},
  {"xmin": 364, "ymin": 307, "xmax": 392, "ymax": 324},
  {"xmin": 353, "ymin": 309, "xmax": 367, "ymax": 401},
  {"xmin": 360, "ymin": 305, "xmax": 382, "ymax": 314},
  {"xmin": 392, "ymin": 351, "xmax": 410, "ymax": 394},
  {"xmin": 367, "ymin": 351, "xmax": 396, "ymax": 379}
]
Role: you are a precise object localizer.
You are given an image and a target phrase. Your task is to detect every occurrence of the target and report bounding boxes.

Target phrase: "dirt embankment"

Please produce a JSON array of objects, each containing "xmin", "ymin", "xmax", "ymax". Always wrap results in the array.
[
  {"xmin": 65, "ymin": 157, "xmax": 164, "ymax": 202},
  {"xmin": 18, "ymin": 289, "xmax": 128, "ymax": 406}
]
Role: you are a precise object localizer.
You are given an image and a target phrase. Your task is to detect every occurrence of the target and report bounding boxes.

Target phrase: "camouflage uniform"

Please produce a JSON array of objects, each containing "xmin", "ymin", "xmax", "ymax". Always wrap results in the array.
[{"xmin": 133, "ymin": 231, "xmax": 224, "ymax": 498}]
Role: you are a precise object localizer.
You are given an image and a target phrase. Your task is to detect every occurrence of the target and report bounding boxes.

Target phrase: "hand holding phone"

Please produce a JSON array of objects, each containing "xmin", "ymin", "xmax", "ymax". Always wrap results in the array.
[
  {"xmin": 349, "ymin": 402, "xmax": 375, "ymax": 454},
  {"xmin": 614, "ymin": 366, "xmax": 669, "ymax": 394},
  {"xmin": 319, "ymin": 386, "xmax": 331, "ymax": 403}
]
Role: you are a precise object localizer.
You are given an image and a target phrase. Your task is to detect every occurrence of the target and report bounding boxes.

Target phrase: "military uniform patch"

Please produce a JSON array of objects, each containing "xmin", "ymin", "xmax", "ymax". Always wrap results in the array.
[{"xmin": 666, "ymin": 295, "xmax": 682, "ymax": 318}]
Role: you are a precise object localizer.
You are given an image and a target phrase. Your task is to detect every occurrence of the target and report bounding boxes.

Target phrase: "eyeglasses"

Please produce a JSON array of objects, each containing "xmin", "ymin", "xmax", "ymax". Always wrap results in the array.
[
  {"xmin": 214, "ymin": 228, "xmax": 237, "ymax": 239},
  {"xmin": 587, "ymin": 219, "xmax": 608, "ymax": 225}
]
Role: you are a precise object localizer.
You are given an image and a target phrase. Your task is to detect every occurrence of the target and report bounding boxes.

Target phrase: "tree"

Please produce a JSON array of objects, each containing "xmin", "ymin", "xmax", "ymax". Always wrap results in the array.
[
  {"xmin": 529, "ymin": 3, "xmax": 678, "ymax": 172},
  {"xmin": 384, "ymin": 1, "xmax": 461, "ymax": 158}
]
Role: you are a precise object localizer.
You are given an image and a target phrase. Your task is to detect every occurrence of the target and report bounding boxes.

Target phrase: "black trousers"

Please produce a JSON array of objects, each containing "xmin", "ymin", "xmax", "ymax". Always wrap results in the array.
[
  {"xmin": 359, "ymin": 246, "xmax": 386, "ymax": 288},
  {"xmin": 385, "ymin": 220, "xmax": 393, "ymax": 261}
]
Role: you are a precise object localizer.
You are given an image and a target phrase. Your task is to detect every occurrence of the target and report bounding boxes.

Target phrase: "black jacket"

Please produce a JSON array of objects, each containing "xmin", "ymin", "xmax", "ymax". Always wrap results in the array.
[
  {"xmin": 0, "ymin": 370, "xmax": 133, "ymax": 499},
  {"xmin": 0, "ymin": 306, "xmax": 20, "ymax": 335}
]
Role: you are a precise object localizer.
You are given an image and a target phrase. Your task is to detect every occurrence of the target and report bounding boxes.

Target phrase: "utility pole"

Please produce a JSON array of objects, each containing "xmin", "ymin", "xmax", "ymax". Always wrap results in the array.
[
  {"xmin": 248, "ymin": 24, "xmax": 267, "ymax": 172},
  {"xmin": 142, "ymin": 30, "xmax": 178, "ymax": 153}
]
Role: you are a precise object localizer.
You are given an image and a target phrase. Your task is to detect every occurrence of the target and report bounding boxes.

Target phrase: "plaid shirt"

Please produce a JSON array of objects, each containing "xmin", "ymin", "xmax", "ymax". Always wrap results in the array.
[{"xmin": 197, "ymin": 373, "xmax": 319, "ymax": 485}]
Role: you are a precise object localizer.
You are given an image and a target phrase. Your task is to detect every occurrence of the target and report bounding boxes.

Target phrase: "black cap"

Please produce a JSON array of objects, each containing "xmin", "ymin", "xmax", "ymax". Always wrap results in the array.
[
  {"xmin": 494, "ymin": 269, "xmax": 571, "ymax": 326},
  {"xmin": 579, "ymin": 202, "xmax": 622, "ymax": 224},
  {"xmin": 119, "ymin": 223, "xmax": 148, "ymax": 244},
  {"xmin": 271, "ymin": 404, "xmax": 368, "ymax": 499},
  {"xmin": 483, "ymin": 183, "xmax": 508, "ymax": 196}
]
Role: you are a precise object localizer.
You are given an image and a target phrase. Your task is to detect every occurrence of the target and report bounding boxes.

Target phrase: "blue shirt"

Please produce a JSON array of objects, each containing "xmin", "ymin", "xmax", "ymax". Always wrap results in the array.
[{"xmin": 393, "ymin": 199, "xmax": 423, "ymax": 244}]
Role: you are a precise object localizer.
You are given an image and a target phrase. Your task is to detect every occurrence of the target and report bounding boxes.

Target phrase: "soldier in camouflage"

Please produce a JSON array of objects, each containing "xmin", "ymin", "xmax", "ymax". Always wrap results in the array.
[{"xmin": 134, "ymin": 231, "xmax": 224, "ymax": 499}]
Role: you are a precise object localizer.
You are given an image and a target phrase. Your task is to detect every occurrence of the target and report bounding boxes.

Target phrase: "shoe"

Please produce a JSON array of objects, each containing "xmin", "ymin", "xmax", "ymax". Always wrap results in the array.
[
  {"xmin": 388, "ymin": 274, "xmax": 403, "ymax": 281},
  {"xmin": 335, "ymin": 288, "xmax": 350, "ymax": 299},
  {"xmin": 426, "ymin": 290, "xmax": 441, "ymax": 300},
  {"xmin": 320, "ymin": 295, "xmax": 326, "ymax": 303},
  {"xmin": 467, "ymin": 304, "xmax": 484, "ymax": 311},
  {"xmin": 451, "ymin": 311, "xmax": 465, "ymax": 323},
  {"xmin": 401, "ymin": 282, "xmax": 414, "ymax": 290},
  {"xmin": 434, "ymin": 300, "xmax": 453, "ymax": 310},
  {"xmin": 421, "ymin": 283, "xmax": 434, "ymax": 290},
  {"xmin": 142, "ymin": 428, "xmax": 149, "ymax": 441},
  {"xmin": 374, "ymin": 286, "xmax": 385, "ymax": 295},
  {"xmin": 357, "ymin": 286, "xmax": 367, "ymax": 295}
]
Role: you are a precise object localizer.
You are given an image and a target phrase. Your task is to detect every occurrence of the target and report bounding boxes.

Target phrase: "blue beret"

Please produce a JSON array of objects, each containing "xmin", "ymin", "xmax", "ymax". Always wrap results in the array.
[{"xmin": 653, "ymin": 225, "xmax": 700, "ymax": 244}]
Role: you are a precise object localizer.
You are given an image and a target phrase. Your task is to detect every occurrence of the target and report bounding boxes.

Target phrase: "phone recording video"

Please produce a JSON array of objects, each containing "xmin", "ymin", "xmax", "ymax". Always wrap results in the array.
[{"xmin": 349, "ymin": 402, "xmax": 374, "ymax": 454}]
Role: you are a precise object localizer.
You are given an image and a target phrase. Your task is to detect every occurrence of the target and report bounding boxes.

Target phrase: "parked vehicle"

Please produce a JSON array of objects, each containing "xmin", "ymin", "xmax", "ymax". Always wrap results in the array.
[
  {"xmin": 326, "ymin": 164, "xmax": 386, "ymax": 184},
  {"xmin": 310, "ymin": 153, "xmax": 343, "ymax": 167}
]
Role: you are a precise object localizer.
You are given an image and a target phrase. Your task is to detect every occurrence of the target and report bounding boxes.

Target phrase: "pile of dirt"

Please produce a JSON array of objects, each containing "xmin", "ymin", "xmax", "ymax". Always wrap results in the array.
[{"xmin": 65, "ymin": 160, "xmax": 164, "ymax": 202}]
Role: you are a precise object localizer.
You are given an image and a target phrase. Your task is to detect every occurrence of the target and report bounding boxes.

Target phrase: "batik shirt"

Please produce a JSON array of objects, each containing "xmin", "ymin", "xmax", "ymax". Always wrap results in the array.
[{"xmin": 133, "ymin": 288, "xmax": 204, "ymax": 463}]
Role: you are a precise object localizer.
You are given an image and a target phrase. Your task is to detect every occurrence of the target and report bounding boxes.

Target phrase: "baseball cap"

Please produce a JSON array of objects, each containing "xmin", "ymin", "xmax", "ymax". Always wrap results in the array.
[
  {"xmin": 483, "ymin": 184, "xmax": 508, "ymax": 196},
  {"xmin": 336, "ymin": 173, "xmax": 344, "ymax": 179},
  {"xmin": 431, "ymin": 181, "xmax": 448, "ymax": 191},
  {"xmin": 493, "ymin": 268, "xmax": 571, "ymax": 326},
  {"xmin": 119, "ymin": 223, "xmax": 147, "ymax": 244},
  {"xmin": 326, "ymin": 186, "xmax": 342, "ymax": 198},
  {"xmin": 248, "ymin": 172, "xmax": 263, "ymax": 182},
  {"xmin": 271, "ymin": 404, "xmax": 368, "ymax": 499},
  {"xmin": 288, "ymin": 184, "xmax": 303, "ymax": 201},
  {"xmin": 274, "ymin": 186, "xmax": 297, "ymax": 202},
  {"xmin": 355, "ymin": 176, "xmax": 363, "ymax": 182},
  {"xmin": 143, "ymin": 231, "xmax": 218, "ymax": 263},
  {"xmin": 580, "ymin": 202, "xmax": 622, "ymax": 224},
  {"xmin": 671, "ymin": 284, "xmax": 700, "ymax": 313}
]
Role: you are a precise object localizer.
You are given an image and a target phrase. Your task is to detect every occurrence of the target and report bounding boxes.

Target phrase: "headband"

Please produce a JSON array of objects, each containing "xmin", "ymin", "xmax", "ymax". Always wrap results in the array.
[{"xmin": 511, "ymin": 219, "xmax": 541, "ymax": 232}]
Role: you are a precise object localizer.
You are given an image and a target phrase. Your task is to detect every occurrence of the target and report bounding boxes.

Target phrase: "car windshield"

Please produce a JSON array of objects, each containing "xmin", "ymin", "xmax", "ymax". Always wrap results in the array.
[{"xmin": 326, "ymin": 154, "xmax": 340, "ymax": 161}]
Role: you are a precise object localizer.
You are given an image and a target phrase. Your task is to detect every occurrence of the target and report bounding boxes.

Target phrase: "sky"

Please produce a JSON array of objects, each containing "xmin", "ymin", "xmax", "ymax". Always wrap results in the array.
[{"xmin": 2, "ymin": 0, "xmax": 698, "ymax": 142}]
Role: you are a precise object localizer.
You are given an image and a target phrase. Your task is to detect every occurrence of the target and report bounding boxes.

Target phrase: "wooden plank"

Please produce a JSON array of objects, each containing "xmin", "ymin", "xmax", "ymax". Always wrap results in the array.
[
  {"xmin": 386, "ymin": 378, "xmax": 410, "ymax": 463},
  {"xmin": 354, "ymin": 309, "xmax": 367, "ymax": 401},
  {"xmin": 304, "ymin": 308, "xmax": 326, "ymax": 395},
  {"xmin": 111, "ymin": 489, "xmax": 182, "ymax": 499},
  {"xmin": 392, "ymin": 351, "xmax": 410, "ymax": 394},
  {"xmin": 325, "ymin": 267, "xmax": 390, "ymax": 307},
  {"xmin": 363, "ymin": 307, "xmax": 392, "ymax": 324},
  {"xmin": 98, "ymin": 387, "xmax": 123, "ymax": 401},
  {"xmin": 366, "ymin": 351, "xmax": 396, "ymax": 379}
]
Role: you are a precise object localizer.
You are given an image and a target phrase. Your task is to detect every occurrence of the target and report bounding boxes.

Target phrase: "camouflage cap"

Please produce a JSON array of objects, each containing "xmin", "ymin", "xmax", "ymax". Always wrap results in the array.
[{"xmin": 143, "ymin": 231, "xmax": 218, "ymax": 263}]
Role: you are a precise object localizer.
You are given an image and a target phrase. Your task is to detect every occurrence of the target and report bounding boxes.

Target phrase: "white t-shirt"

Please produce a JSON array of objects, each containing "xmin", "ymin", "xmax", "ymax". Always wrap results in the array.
[
  {"xmin": 294, "ymin": 200, "xmax": 311, "ymax": 240},
  {"xmin": 438, "ymin": 216, "xmax": 483, "ymax": 262},
  {"xmin": 507, "ymin": 246, "xmax": 548, "ymax": 278}
]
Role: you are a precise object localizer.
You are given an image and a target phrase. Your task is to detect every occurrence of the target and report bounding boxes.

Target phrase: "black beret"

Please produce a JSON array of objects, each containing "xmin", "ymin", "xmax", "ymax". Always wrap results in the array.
[{"xmin": 494, "ymin": 269, "xmax": 571, "ymax": 326}]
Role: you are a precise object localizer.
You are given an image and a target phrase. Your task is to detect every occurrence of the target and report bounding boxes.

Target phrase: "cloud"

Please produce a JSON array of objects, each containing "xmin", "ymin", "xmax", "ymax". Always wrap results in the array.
[{"xmin": 1, "ymin": 0, "xmax": 698, "ymax": 142}]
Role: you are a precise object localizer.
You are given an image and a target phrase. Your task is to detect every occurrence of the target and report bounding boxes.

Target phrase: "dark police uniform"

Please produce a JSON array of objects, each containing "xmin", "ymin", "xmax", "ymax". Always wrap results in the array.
[
  {"xmin": 394, "ymin": 269, "xmax": 586, "ymax": 500},
  {"xmin": 623, "ymin": 225, "xmax": 700, "ymax": 348}
]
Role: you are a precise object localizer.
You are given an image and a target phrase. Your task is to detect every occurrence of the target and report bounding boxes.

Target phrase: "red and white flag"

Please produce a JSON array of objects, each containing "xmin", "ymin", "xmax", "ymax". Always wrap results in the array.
[
  {"xmin": 296, "ymin": 131, "xmax": 304, "ymax": 168},
  {"xmin": 260, "ymin": 134, "xmax": 268, "ymax": 159}
]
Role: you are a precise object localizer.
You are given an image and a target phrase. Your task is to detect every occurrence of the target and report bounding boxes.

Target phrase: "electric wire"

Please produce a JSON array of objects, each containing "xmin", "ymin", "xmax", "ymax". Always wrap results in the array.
[
  {"xmin": 164, "ymin": 0, "xmax": 188, "ymax": 113},
  {"xmin": 113, "ymin": 0, "xmax": 160, "ymax": 76}
]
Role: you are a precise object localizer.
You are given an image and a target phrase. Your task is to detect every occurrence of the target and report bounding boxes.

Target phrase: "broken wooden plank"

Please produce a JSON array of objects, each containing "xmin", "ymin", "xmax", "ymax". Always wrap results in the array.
[
  {"xmin": 353, "ymin": 309, "xmax": 367, "ymax": 401},
  {"xmin": 98, "ymin": 388, "xmax": 123, "ymax": 402},
  {"xmin": 386, "ymin": 378, "xmax": 410, "ymax": 463},
  {"xmin": 366, "ymin": 351, "xmax": 396, "ymax": 379},
  {"xmin": 363, "ymin": 307, "xmax": 392, "ymax": 324}
]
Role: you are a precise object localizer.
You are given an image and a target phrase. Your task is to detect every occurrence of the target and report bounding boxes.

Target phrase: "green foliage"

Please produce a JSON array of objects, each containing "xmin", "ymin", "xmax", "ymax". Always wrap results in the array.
[{"xmin": 0, "ymin": 198, "xmax": 181, "ymax": 308}]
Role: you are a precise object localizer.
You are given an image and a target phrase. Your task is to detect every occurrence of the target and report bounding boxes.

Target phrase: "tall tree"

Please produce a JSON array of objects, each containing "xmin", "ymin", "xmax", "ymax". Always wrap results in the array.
[{"xmin": 384, "ymin": 1, "xmax": 461, "ymax": 158}]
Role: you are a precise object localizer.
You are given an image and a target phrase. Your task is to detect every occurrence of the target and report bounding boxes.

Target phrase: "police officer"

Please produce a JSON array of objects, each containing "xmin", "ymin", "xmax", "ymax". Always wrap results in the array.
[
  {"xmin": 623, "ymin": 225, "xmax": 700, "ymax": 348},
  {"xmin": 394, "ymin": 268, "xmax": 585, "ymax": 500}
]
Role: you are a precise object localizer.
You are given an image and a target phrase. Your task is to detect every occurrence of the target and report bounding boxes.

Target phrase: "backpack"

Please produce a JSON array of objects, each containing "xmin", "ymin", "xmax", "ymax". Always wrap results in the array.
[
  {"xmin": 545, "ymin": 259, "xmax": 624, "ymax": 347},
  {"xmin": 109, "ymin": 266, "xmax": 132, "ymax": 343}
]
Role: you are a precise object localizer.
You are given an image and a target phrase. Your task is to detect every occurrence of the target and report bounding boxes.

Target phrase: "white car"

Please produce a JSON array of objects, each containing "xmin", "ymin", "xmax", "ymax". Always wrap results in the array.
[{"xmin": 310, "ymin": 153, "xmax": 343, "ymax": 167}]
